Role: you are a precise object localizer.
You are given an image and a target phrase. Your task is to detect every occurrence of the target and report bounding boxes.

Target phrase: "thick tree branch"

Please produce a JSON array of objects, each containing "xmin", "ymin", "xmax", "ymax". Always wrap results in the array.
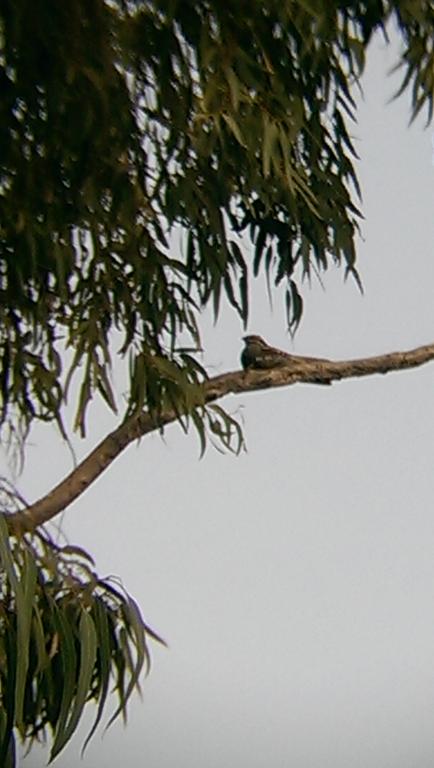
[{"xmin": 9, "ymin": 342, "xmax": 434, "ymax": 532}]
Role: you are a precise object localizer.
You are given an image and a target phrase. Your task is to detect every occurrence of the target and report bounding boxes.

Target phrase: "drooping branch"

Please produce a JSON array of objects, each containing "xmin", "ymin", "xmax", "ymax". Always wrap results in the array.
[{"xmin": 8, "ymin": 341, "xmax": 434, "ymax": 532}]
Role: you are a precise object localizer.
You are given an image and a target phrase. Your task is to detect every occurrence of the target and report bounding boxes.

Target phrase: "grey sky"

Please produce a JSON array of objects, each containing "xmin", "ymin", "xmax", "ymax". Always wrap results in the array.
[{"xmin": 14, "ymin": 29, "xmax": 434, "ymax": 767}]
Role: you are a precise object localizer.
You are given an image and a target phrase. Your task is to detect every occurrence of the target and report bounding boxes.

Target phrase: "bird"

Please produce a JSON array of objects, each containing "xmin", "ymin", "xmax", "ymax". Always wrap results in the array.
[{"xmin": 240, "ymin": 334, "xmax": 330, "ymax": 378}]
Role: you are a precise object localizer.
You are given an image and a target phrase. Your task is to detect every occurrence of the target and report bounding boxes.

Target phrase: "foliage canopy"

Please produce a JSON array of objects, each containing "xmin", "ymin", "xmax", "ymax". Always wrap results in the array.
[
  {"xmin": 1, "ymin": 0, "xmax": 434, "ymax": 763},
  {"xmin": 1, "ymin": 0, "xmax": 432, "ymax": 444}
]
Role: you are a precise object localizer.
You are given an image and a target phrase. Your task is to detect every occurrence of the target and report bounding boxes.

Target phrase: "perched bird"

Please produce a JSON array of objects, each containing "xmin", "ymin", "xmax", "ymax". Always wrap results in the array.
[
  {"xmin": 241, "ymin": 334, "xmax": 330, "ymax": 376},
  {"xmin": 241, "ymin": 335, "xmax": 288, "ymax": 369}
]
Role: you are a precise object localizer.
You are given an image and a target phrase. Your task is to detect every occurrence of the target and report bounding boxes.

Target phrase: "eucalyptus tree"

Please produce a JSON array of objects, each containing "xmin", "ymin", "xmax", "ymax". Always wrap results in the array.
[{"xmin": 1, "ymin": 1, "xmax": 434, "ymax": 763}]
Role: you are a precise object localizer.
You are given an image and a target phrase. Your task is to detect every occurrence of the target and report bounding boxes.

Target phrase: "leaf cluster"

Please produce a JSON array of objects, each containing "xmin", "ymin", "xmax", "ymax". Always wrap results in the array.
[
  {"xmin": 1, "ymin": 1, "xmax": 434, "ymax": 445},
  {"xmin": 0, "ymin": 516, "xmax": 163, "ymax": 765}
]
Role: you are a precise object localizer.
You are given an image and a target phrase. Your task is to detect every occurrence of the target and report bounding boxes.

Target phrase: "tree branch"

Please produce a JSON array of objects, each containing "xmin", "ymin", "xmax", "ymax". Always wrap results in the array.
[{"xmin": 9, "ymin": 341, "xmax": 434, "ymax": 532}]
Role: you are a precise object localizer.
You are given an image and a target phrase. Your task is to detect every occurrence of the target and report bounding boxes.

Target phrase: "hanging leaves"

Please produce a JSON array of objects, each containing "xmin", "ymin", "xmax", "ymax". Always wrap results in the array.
[{"xmin": 0, "ymin": 517, "xmax": 164, "ymax": 766}]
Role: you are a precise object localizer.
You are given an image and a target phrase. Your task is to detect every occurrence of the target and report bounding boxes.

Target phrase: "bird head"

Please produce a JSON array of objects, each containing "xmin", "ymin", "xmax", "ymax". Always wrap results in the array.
[{"xmin": 242, "ymin": 335, "xmax": 267, "ymax": 346}]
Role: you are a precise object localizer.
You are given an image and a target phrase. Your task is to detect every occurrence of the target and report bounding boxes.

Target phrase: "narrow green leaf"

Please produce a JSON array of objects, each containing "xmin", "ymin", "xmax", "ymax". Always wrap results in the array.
[
  {"xmin": 0, "ymin": 617, "xmax": 16, "ymax": 766},
  {"xmin": 14, "ymin": 547, "xmax": 37, "ymax": 728},
  {"xmin": 0, "ymin": 516, "xmax": 20, "ymax": 595},
  {"xmin": 239, "ymin": 269, "xmax": 248, "ymax": 326},
  {"xmin": 106, "ymin": 595, "xmax": 148, "ymax": 729},
  {"xmin": 32, "ymin": 607, "xmax": 49, "ymax": 677},
  {"xmin": 222, "ymin": 113, "xmax": 246, "ymax": 147},
  {"xmin": 278, "ymin": 126, "xmax": 295, "ymax": 196},
  {"xmin": 81, "ymin": 599, "xmax": 112, "ymax": 755},
  {"xmin": 225, "ymin": 67, "xmax": 241, "ymax": 110},
  {"xmin": 49, "ymin": 604, "xmax": 78, "ymax": 763},
  {"xmin": 191, "ymin": 408, "xmax": 207, "ymax": 458},
  {"xmin": 0, "ymin": 710, "xmax": 16, "ymax": 768},
  {"xmin": 349, "ymin": 37, "xmax": 365, "ymax": 74},
  {"xmin": 262, "ymin": 115, "xmax": 278, "ymax": 178},
  {"xmin": 105, "ymin": 640, "xmax": 126, "ymax": 730},
  {"xmin": 207, "ymin": 405, "xmax": 244, "ymax": 455},
  {"xmin": 96, "ymin": 362, "xmax": 118, "ymax": 413},
  {"xmin": 52, "ymin": 610, "xmax": 97, "ymax": 759},
  {"xmin": 253, "ymin": 228, "xmax": 266, "ymax": 277},
  {"xmin": 60, "ymin": 545, "xmax": 96, "ymax": 566}
]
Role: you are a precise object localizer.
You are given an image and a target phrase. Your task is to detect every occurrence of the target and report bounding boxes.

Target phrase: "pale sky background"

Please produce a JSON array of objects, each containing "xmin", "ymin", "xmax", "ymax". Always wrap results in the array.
[{"xmin": 8, "ymin": 26, "xmax": 434, "ymax": 768}]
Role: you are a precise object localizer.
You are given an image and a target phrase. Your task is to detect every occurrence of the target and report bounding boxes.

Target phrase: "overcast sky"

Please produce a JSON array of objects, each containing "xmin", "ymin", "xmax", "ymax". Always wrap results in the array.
[{"xmin": 12, "ymin": 26, "xmax": 434, "ymax": 768}]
